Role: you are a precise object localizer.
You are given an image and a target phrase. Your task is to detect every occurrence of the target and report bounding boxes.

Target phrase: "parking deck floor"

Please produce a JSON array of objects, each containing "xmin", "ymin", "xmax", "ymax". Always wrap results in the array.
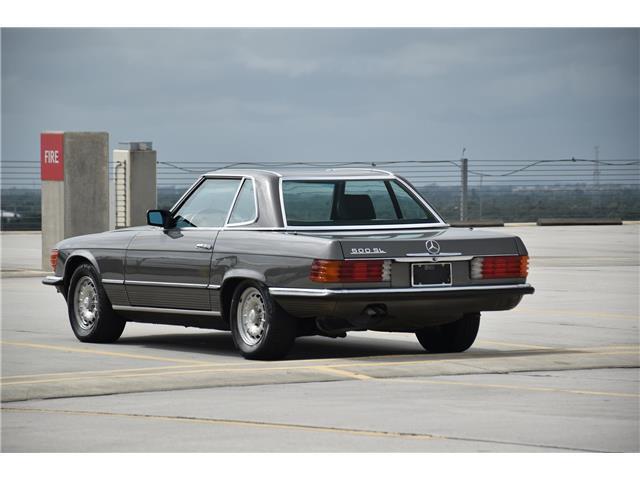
[{"xmin": 1, "ymin": 225, "xmax": 638, "ymax": 452}]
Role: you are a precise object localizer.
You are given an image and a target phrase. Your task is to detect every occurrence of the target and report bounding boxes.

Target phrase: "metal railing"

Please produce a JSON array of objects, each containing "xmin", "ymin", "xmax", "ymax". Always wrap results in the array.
[{"xmin": 2, "ymin": 158, "xmax": 639, "ymax": 229}]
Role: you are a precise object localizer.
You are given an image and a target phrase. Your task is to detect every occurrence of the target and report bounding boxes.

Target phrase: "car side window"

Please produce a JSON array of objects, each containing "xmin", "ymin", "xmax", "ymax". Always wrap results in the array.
[
  {"xmin": 282, "ymin": 181, "xmax": 335, "ymax": 224},
  {"xmin": 173, "ymin": 178, "xmax": 241, "ymax": 228},
  {"xmin": 228, "ymin": 179, "xmax": 257, "ymax": 224}
]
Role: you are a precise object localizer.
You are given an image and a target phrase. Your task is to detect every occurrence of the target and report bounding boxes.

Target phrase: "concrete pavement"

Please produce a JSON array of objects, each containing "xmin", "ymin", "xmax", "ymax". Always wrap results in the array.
[{"xmin": 1, "ymin": 225, "xmax": 638, "ymax": 451}]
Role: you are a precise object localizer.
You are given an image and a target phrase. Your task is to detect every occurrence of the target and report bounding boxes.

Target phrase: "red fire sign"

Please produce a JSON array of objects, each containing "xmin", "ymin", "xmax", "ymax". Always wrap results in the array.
[{"xmin": 41, "ymin": 132, "xmax": 64, "ymax": 181}]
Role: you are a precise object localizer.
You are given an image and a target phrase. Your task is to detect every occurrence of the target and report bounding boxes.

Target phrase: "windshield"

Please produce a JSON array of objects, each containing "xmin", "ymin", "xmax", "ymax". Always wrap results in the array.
[{"xmin": 282, "ymin": 179, "xmax": 440, "ymax": 227}]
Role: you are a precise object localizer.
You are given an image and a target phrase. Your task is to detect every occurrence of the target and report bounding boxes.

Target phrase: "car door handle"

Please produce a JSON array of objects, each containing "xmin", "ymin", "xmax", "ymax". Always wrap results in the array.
[{"xmin": 195, "ymin": 243, "xmax": 212, "ymax": 250}]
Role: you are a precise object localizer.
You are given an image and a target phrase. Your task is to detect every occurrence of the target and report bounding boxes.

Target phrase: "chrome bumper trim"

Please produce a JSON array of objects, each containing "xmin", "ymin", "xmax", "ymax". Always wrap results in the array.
[
  {"xmin": 42, "ymin": 275, "xmax": 64, "ymax": 286},
  {"xmin": 269, "ymin": 283, "xmax": 534, "ymax": 298}
]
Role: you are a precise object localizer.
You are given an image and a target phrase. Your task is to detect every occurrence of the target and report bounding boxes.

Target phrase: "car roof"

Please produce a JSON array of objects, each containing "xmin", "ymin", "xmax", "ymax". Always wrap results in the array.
[{"xmin": 202, "ymin": 167, "xmax": 395, "ymax": 180}]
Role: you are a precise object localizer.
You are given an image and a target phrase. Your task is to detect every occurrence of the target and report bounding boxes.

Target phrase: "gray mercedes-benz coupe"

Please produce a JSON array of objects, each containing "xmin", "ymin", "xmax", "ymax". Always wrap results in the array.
[{"xmin": 43, "ymin": 168, "xmax": 534, "ymax": 359}]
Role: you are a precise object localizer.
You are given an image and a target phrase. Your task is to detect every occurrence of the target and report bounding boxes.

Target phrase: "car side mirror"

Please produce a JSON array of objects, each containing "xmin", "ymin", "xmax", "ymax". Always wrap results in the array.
[{"xmin": 147, "ymin": 209, "xmax": 176, "ymax": 229}]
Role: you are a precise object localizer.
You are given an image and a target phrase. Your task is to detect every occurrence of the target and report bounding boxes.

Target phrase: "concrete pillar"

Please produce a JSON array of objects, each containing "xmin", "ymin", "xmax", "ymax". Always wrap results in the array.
[
  {"xmin": 113, "ymin": 142, "xmax": 157, "ymax": 228},
  {"xmin": 41, "ymin": 132, "xmax": 109, "ymax": 271}
]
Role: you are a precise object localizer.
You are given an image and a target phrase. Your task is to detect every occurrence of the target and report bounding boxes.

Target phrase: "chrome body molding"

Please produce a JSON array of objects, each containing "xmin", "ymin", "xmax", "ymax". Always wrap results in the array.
[
  {"xmin": 124, "ymin": 280, "xmax": 208, "ymax": 289},
  {"xmin": 405, "ymin": 252, "xmax": 462, "ymax": 257},
  {"xmin": 392, "ymin": 255, "xmax": 472, "ymax": 262},
  {"xmin": 102, "ymin": 279, "xmax": 220, "ymax": 289},
  {"xmin": 112, "ymin": 305, "xmax": 221, "ymax": 316},
  {"xmin": 269, "ymin": 284, "xmax": 534, "ymax": 297}
]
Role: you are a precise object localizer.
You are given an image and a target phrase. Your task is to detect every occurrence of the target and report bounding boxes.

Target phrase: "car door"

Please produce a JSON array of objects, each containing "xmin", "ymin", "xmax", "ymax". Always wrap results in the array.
[{"xmin": 124, "ymin": 177, "xmax": 242, "ymax": 311}]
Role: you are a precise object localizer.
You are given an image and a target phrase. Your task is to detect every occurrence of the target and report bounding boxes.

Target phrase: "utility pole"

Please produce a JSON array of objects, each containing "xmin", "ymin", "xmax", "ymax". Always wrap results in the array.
[
  {"xmin": 593, "ymin": 145, "xmax": 601, "ymax": 215},
  {"xmin": 460, "ymin": 148, "xmax": 468, "ymax": 221},
  {"xmin": 593, "ymin": 146, "xmax": 600, "ymax": 186},
  {"xmin": 478, "ymin": 174, "xmax": 484, "ymax": 219}
]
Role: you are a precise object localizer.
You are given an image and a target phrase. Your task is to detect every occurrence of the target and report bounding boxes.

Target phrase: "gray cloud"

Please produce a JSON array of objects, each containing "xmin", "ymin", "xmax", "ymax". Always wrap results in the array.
[{"xmin": 2, "ymin": 28, "xmax": 638, "ymax": 167}]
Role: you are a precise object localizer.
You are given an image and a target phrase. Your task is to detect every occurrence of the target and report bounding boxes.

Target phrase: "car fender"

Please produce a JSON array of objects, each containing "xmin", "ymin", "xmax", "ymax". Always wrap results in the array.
[{"xmin": 63, "ymin": 249, "xmax": 101, "ymax": 280}]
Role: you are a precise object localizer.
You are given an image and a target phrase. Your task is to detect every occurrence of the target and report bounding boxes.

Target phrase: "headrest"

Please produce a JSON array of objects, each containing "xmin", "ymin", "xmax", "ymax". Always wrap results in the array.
[{"xmin": 336, "ymin": 194, "xmax": 375, "ymax": 221}]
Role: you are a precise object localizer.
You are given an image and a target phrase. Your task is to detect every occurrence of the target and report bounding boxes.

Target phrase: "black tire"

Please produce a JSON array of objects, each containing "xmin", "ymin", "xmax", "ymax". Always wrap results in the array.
[
  {"xmin": 415, "ymin": 312, "xmax": 480, "ymax": 353},
  {"xmin": 230, "ymin": 280, "xmax": 296, "ymax": 360},
  {"xmin": 67, "ymin": 262, "xmax": 126, "ymax": 343}
]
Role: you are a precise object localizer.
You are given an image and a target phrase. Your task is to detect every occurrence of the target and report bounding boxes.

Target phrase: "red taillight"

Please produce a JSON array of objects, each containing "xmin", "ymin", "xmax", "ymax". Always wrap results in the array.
[
  {"xmin": 470, "ymin": 255, "xmax": 528, "ymax": 279},
  {"xmin": 310, "ymin": 259, "xmax": 391, "ymax": 283},
  {"xmin": 50, "ymin": 249, "xmax": 59, "ymax": 272}
]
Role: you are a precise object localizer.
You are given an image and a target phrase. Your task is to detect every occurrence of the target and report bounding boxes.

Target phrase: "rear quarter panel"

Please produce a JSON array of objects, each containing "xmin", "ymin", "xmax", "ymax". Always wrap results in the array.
[{"xmin": 212, "ymin": 230, "xmax": 342, "ymax": 288}]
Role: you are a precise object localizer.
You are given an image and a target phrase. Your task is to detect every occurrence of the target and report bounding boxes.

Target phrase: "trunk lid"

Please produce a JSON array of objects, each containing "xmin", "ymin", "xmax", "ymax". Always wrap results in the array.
[{"xmin": 299, "ymin": 227, "xmax": 524, "ymax": 259}]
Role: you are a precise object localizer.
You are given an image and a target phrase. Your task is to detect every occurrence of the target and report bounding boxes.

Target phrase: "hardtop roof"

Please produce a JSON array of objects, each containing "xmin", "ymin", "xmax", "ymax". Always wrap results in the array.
[{"xmin": 203, "ymin": 167, "xmax": 395, "ymax": 180}]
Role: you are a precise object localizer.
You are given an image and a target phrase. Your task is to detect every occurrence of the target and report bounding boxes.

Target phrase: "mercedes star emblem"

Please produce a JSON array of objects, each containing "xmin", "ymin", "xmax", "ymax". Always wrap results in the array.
[{"xmin": 426, "ymin": 240, "xmax": 441, "ymax": 255}]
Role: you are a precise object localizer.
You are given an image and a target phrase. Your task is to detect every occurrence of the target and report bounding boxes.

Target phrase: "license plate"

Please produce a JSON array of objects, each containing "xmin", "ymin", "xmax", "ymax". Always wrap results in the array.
[{"xmin": 411, "ymin": 263, "xmax": 452, "ymax": 286}]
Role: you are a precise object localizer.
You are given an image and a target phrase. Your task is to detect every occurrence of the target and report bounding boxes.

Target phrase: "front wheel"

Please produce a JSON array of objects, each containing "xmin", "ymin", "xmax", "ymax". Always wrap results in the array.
[
  {"xmin": 230, "ymin": 280, "xmax": 296, "ymax": 360},
  {"xmin": 67, "ymin": 263, "xmax": 126, "ymax": 343},
  {"xmin": 415, "ymin": 312, "xmax": 480, "ymax": 353}
]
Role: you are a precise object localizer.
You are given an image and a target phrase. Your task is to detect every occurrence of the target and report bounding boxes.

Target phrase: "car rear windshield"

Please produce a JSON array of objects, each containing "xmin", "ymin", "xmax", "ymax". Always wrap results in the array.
[{"xmin": 282, "ymin": 179, "xmax": 440, "ymax": 227}]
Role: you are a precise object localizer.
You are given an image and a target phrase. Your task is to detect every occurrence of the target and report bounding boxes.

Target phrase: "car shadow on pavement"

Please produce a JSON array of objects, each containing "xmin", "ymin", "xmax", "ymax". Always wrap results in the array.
[
  {"xmin": 116, "ymin": 331, "xmax": 570, "ymax": 361},
  {"xmin": 117, "ymin": 331, "xmax": 426, "ymax": 359}
]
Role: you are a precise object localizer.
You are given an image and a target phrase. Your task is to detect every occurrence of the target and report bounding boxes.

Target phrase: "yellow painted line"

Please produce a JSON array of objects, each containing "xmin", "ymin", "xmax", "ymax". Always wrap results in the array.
[
  {"xmin": 0, "ymin": 364, "xmax": 375, "ymax": 386},
  {"xmin": 0, "ymin": 340, "xmax": 214, "ymax": 365},
  {"xmin": 476, "ymin": 340, "xmax": 554, "ymax": 350},
  {"xmin": 2, "ymin": 348, "xmax": 638, "ymax": 387},
  {"xmin": 0, "ymin": 357, "xmax": 456, "ymax": 385},
  {"xmin": 0, "ymin": 363, "xmax": 215, "ymax": 381},
  {"xmin": 313, "ymin": 366, "xmax": 374, "ymax": 381},
  {"xmin": 0, "ymin": 338, "xmax": 564, "ymax": 383},
  {"xmin": 0, "ymin": 357, "xmax": 459, "ymax": 385},
  {"xmin": 1, "ymin": 407, "xmax": 439, "ymax": 441},
  {"xmin": 384, "ymin": 378, "xmax": 640, "ymax": 399},
  {"xmin": 1, "ymin": 340, "xmax": 636, "ymax": 386},
  {"xmin": 518, "ymin": 308, "xmax": 638, "ymax": 320},
  {"xmin": 588, "ymin": 350, "xmax": 639, "ymax": 357},
  {"xmin": 586, "ymin": 345, "xmax": 640, "ymax": 351}
]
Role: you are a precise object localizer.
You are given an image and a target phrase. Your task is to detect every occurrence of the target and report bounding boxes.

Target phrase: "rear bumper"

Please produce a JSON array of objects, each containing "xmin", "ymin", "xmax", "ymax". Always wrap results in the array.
[
  {"xmin": 270, "ymin": 283, "xmax": 534, "ymax": 330},
  {"xmin": 270, "ymin": 283, "xmax": 534, "ymax": 299}
]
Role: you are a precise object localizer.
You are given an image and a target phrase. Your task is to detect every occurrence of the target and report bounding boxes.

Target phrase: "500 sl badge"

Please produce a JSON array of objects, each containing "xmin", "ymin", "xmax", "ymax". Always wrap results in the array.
[{"xmin": 350, "ymin": 247, "xmax": 387, "ymax": 255}]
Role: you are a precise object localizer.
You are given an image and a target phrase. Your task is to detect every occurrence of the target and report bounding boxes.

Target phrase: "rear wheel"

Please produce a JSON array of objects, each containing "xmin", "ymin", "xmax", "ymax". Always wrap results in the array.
[
  {"xmin": 230, "ymin": 280, "xmax": 296, "ymax": 360},
  {"xmin": 415, "ymin": 312, "xmax": 480, "ymax": 353},
  {"xmin": 67, "ymin": 263, "xmax": 126, "ymax": 343}
]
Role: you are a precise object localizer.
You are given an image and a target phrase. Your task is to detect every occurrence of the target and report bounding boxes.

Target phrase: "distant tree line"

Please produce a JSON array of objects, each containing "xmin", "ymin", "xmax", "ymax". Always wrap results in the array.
[{"xmin": 1, "ymin": 185, "xmax": 639, "ymax": 230}]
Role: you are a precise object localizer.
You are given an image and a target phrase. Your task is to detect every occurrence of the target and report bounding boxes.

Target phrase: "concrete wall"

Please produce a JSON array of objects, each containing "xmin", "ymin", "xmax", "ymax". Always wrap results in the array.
[
  {"xmin": 127, "ymin": 150, "xmax": 157, "ymax": 227},
  {"xmin": 41, "ymin": 181, "xmax": 64, "ymax": 271},
  {"xmin": 63, "ymin": 132, "xmax": 109, "ymax": 238},
  {"xmin": 113, "ymin": 149, "xmax": 129, "ymax": 229},
  {"xmin": 113, "ymin": 148, "xmax": 157, "ymax": 228}
]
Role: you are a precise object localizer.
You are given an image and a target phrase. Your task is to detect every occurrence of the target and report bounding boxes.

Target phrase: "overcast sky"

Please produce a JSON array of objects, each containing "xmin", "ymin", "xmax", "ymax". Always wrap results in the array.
[{"xmin": 2, "ymin": 28, "xmax": 638, "ymax": 169}]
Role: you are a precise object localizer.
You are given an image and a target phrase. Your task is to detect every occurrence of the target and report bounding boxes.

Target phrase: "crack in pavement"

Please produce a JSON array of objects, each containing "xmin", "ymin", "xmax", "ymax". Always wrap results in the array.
[{"xmin": 1, "ymin": 406, "xmax": 606, "ymax": 453}]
